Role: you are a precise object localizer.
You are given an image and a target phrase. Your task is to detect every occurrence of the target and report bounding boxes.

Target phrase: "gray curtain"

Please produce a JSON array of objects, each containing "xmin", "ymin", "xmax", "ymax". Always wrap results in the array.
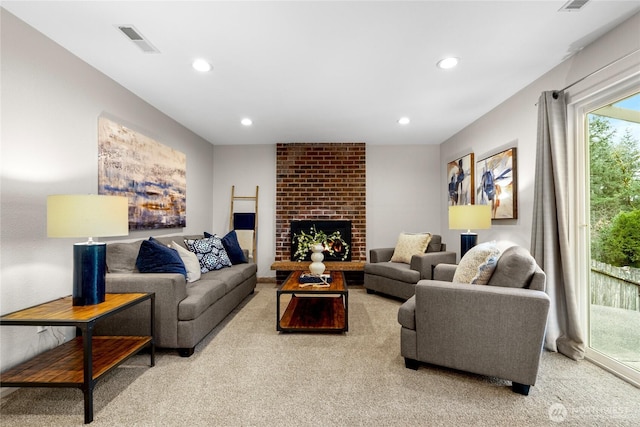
[{"xmin": 531, "ymin": 91, "xmax": 585, "ymax": 360}]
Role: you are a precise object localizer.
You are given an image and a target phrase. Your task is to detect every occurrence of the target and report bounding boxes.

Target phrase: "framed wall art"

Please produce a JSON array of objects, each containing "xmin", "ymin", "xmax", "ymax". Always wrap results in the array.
[
  {"xmin": 476, "ymin": 147, "xmax": 517, "ymax": 219},
  {"xmin": 98, "ymin": 116, "xmax": 187, "ymax": 230},
  {"xmin": 447, "ymin": 153, "xmax": 474, "ymax": 206}
]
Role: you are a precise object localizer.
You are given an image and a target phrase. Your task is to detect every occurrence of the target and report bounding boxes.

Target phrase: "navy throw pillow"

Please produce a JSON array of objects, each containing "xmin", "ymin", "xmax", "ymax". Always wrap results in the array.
[
  {"xmin": 221, "ymin": 230, "xmax": 248, "ymax": 264},
  {"xmin": 136, "ymin": 238, "xmax": 187, "ymax": 278},
  {"xmin": 204, "ymin": 231, "xmax": 248, "ymax": 264}
]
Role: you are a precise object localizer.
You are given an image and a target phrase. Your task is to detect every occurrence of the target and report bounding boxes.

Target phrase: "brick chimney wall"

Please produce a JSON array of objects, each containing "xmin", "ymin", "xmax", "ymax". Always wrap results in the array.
[{"xmin": 275, "ymin": 143, "xmax": 366, "ymax": 262}]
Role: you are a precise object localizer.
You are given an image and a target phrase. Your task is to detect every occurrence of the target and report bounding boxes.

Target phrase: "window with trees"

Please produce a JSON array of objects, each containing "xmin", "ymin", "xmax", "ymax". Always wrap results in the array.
[{"xmin": 587, "ymin": 91, "xmax": 639, "ymax": 379}]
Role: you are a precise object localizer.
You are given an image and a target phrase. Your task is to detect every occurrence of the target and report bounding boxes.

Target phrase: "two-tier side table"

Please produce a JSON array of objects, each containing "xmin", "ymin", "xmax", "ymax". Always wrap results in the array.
[{"xmin": 0, "ymin": 293, "xmax": 155, "ymax": 424}]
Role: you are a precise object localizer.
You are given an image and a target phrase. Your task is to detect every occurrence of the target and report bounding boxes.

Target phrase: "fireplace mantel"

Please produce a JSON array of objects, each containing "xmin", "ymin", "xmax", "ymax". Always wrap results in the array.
[
  {"xmin": 270, "ymin": 261, "xmax": 365, "ymax": 271},
  {"xmin": 270, "ymin": 260, "xmax": 365, "ymax": 286}
]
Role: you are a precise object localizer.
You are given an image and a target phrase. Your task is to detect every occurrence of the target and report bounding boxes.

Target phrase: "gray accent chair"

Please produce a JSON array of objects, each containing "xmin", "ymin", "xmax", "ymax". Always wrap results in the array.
[
  {"xmin": 397, "ymin": 245, "xmax": 550, "ymax": 395},
  {"xmin": 364, "ymin": 235, "xmax": 456, "ymax": 300}
]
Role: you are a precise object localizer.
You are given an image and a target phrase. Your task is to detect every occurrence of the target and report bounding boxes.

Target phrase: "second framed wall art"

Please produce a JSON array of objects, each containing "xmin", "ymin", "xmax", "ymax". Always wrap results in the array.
[{"xmin": 476, "ymin": 147, "xmax": 517, "ymax": 219}]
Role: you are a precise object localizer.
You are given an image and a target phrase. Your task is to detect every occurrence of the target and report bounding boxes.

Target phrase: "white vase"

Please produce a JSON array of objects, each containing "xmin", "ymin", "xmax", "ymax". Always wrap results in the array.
[{"xmin": 309, "ymin": 243, "xmax": 326, "ymax": 275}]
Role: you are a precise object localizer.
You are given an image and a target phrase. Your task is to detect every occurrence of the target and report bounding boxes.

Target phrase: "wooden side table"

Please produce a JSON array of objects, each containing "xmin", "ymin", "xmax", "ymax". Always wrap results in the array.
[{"xmin": 0, "ymin": 293, "xmax": 155, "ymax": 424}]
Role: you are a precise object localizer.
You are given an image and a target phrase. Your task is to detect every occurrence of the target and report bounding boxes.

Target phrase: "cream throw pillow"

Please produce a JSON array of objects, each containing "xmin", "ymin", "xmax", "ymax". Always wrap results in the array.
[
  {"xmin": 171, "ymin": 241, "xmax": 202, "ymax": 283},
  {"xmin": 452, "ymin": 241, "xmax": 501, "ymax": 285},
  {"xmin": 390, "ymin": 232, "xmax": 432, "ymax": 264}
]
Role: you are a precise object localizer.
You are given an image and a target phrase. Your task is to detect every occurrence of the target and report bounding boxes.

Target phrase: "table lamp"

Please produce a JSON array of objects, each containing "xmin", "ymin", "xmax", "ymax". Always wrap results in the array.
[
  {"xmin": 47, "ymin": 195, "xmax": 129, "ymax": 305},
  {"xmin": 449, "ymin": 204, "xmax": 491, "ymax": 258}
]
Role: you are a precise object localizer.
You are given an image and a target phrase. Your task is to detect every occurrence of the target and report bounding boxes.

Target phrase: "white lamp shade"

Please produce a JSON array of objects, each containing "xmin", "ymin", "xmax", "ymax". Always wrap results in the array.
[
  {"xmin": 449, "ymin": 204, "xmax": 491, "ymax": 231},
  {"xmin": 47, "ymin": 195, "xmax": 129, "ymax": 238}
]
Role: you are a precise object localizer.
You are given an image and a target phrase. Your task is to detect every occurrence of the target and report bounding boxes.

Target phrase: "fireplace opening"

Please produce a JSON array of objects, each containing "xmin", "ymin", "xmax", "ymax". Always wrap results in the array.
[{"xmin": 290, "ymin": 220, "xmax": 352, "ymax": 262}]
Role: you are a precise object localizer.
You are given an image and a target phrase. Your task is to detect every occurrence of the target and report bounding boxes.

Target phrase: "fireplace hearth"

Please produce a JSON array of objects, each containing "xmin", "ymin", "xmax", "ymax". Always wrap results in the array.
[{"xmin": 290, "ymin": 220, "xmax": 352, "ymax": 262}]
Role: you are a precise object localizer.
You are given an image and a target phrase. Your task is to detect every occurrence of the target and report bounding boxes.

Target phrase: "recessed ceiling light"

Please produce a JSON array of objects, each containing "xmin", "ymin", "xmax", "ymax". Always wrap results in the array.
[
  {"xmin": 398, "ymin": 117, "xmax": 410, "ymax": 125},
  {"xmin": 192, "ymin": 59, "xmax": 212, "ymax": 72},
  {"xmin": 241, "ymin": 118, "xmax": 253, "ymax": 126},
  {"xmin": 437, "ymin": 57, "xmax": 459, "ymax": 69}
]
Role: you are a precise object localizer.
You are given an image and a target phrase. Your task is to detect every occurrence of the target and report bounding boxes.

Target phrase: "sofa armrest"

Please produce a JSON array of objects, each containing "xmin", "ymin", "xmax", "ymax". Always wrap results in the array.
[
  {"xmin": 101, "ymin": 273, "xmax": 188, "ymax": 348},
  {"xmin": 414, "ymin": 280, "xmax": 550, "ymax": 385},
  {"xmin": 410, "ymin": 251, "xmax": 457, "ymax": 280},
  {"xmin": 369, "ymin": 247, "xmax": 394, "ymax": 263},
  {"xmin": 433, "ymin": 264, "xmax": 457, "ymax": 282}
]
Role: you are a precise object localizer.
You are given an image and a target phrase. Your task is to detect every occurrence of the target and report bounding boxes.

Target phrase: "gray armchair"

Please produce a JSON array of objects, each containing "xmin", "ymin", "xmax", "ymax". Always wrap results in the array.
[
  {"xmin": 364, "ymin": 234, "xmax": 456, "ymax": 300},
  {"xmin": 397, "ymin": 245, "xmax": 550, "ymax": 395}
]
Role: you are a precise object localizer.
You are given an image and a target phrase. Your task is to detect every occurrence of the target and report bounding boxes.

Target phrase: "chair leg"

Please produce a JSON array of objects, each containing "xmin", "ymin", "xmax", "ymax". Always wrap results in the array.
[
  {"xmin": 404, "ymin": 358, "xmax": 419, "ymax": 370},
  {"xmin": 512, "ymin": 382, "xmax": 530, "ymax": 395}
]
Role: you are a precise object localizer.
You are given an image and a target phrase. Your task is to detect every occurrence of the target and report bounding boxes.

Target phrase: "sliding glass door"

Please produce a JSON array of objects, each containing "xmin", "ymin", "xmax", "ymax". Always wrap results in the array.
[{"xmin": 582, "ymin": 89, "xmax": 640, "ymax": 386}]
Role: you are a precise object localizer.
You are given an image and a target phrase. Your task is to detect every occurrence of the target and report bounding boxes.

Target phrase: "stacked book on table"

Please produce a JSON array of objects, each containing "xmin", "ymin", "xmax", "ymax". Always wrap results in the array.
[{"xmin": 298, "ymin": 272, "xmax": 332, "ymax": 287}]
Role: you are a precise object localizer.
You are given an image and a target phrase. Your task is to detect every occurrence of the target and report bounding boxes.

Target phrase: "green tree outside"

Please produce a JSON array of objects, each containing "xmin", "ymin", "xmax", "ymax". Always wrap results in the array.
[
  {"xmin": 601, "ymin": 210, "xmax": 640, "ymax": 268},
  {"xmin": 589, "ymin": 115, "xmax": 640, "ymax": 265}
]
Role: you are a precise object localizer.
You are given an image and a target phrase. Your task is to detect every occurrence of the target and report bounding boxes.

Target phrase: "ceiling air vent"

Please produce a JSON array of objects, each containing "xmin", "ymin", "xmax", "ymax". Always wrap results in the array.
[
  {"xmin": 117, "ymin": 25, "xmax": 160, "ymax": 53},
  {"xmin": 559, "ymin": 0, "xmax": 590, "ymax": 12}
]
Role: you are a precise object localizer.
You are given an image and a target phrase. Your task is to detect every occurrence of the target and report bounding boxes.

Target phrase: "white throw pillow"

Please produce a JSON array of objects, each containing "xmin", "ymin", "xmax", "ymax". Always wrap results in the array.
[
  {"xmin": 452, "ymin": 241, "xmax": 501, "ymax": 285},
  {"xmin": 171, "ymin": 241, "xmax": 202, "ymax": 283},
  {"xmin": 390, "ymin": 232, "xmax": 432, "ymax": 264}
]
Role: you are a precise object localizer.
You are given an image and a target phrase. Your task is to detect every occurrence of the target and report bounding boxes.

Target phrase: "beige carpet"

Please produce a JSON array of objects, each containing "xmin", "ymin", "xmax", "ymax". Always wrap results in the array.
[{"xmin": 2, "ymin": 283, "xmax": 639, "ymax": 426}]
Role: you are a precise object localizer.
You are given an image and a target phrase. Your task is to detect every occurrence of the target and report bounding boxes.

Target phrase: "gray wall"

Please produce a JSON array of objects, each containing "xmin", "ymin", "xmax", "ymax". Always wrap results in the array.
[
  {"xmin": 439, "ymin": 12, "xmax": 640, "ymax": 260},
  {"xmin": 0, "ymin": 10, "xmax": 214, "ymax": 375},
  {"xmin": 211, "ymin": 145, "xmax": 276, "ymax": 277},
  {"xmin": 211, "ymin": 144, "xmax": 443, "ymax": 277}
]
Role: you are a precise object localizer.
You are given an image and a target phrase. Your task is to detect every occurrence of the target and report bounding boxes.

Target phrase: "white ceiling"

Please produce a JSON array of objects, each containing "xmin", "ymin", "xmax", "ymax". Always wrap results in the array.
[{"xmin": 3, "ymin": 1, "xmax": 639, "ymax": 146}]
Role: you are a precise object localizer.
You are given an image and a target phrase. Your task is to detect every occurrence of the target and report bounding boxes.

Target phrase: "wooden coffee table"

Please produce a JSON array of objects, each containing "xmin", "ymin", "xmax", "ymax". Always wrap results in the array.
[{"xmin": 277, "ymin": 270, "xmax": 348, "ymax": 332}]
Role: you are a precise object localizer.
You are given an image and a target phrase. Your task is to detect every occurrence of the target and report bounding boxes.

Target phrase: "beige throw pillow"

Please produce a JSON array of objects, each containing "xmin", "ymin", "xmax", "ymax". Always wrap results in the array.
[
  {"xmin": 171, "ymin": 241, "xmax": 202, "ymax": 283},
  {"xmin": 452, "ymin": 241, "xmax": 501, "ymax": 285},
  {"xmin": 390, "ymin": 232, "xmax": 432, "ymax": 264}
]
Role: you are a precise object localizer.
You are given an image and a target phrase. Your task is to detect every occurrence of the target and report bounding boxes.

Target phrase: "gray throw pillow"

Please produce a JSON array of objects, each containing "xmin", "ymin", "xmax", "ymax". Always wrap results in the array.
[
  {"xmin": 106, "ymin": 241, "xmax": 142, "ymax": 273},
  {"xmin": 488, "ymin": 245, "xmax": 537, "ymax": 288}
]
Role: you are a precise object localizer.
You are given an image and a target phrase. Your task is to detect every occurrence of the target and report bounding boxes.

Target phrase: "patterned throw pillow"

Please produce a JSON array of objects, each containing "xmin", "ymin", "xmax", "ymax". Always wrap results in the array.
[
  {"xmin": 390, "ymin": 232, "xmax": 432, "ymax": 264},
  {"xmin": 452, "ymin": 241, "xmax": 501, "ymax": 285},
  {"xmin": 184, "ymin": 236, "xmax": 232, "ymax": 273}
]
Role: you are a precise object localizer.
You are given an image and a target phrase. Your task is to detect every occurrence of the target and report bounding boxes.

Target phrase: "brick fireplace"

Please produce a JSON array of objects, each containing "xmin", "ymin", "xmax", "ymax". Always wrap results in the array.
[{"xmin": 275, "ymin": 143, "xmax": 366, "ymax": 263}]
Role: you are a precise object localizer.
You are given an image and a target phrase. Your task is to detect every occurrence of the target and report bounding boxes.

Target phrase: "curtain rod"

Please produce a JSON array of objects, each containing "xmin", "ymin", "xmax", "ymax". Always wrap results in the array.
[{"xmin": 553, "ymin": 47, "xmax": 640, "ymax": 98}]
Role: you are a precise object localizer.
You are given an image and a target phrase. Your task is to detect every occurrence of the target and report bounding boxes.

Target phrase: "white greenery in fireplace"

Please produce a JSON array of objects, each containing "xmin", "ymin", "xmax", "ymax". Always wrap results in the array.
[{"xmin": 292, "ymin": 225, "xmax": 350, "ymax": 262}]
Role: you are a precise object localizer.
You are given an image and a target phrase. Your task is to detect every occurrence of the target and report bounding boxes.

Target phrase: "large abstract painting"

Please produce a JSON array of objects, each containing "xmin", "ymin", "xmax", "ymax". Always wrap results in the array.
[
  {"xmin": 98, "ymin": 117, "xmax": 186, "ymax": 230},
  {"xmin": 447, "ymin": 153, "xmax": 474, "ymax": 206},
  {"xmin": 476, "ymin": 147, "xmax": 517, "ymax": 219}
]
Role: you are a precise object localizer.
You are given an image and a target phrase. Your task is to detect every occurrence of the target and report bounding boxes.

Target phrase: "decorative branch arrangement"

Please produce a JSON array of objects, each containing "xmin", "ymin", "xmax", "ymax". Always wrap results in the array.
[{"xmin": 292, "ymin": 225, "xmax": 350, "ymax": 262}]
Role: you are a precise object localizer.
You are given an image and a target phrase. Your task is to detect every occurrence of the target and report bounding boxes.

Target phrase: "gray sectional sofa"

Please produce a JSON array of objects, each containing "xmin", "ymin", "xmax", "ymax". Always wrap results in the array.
[{"xmin": 96, "ymin": 234, "xmax": 257, "ymax": 357}]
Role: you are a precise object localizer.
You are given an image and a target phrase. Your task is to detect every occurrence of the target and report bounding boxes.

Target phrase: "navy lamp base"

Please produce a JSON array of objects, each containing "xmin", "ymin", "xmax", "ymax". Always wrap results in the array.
[
  {"xmin": 460, "ymin": 233, "xmax": 478, "ymax": 259},
  {"xmin": 73, "ymin": 242, "xmax": 107, "ymax": 306}
]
